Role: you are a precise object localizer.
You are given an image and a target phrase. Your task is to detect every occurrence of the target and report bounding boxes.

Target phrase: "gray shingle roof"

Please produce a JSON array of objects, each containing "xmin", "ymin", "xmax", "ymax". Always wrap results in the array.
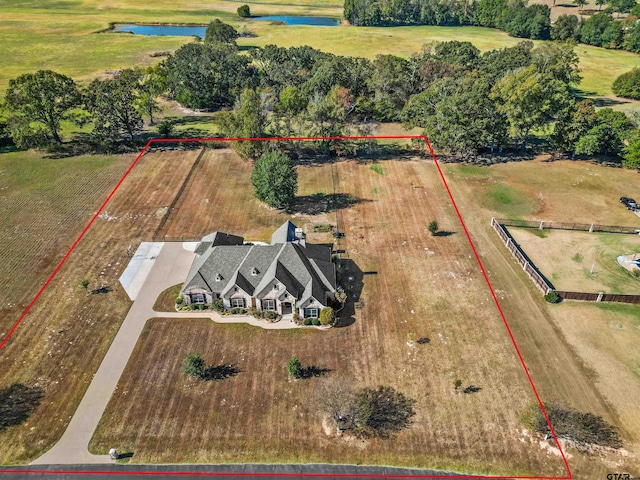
[
  {"xmin": 194, "ymin": 231, "xmax": 244, "ymax": 255},
  {"xmin": 183, "ymin": 221, "xmax": 335, "ymax": 306},
  {"xmin": 270, "ymin": 220, "xmax": 297, "ymax": 244}
]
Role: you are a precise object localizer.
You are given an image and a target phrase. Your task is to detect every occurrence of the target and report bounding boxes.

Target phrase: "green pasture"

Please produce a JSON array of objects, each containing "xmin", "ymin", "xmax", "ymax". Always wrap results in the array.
[{"xmin": 0, "ymin": 0, "xmax": 639, "ymax": 104}]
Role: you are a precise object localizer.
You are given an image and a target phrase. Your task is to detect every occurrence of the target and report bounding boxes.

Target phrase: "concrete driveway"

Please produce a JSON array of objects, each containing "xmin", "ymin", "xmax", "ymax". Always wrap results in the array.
[{"xmin": 32, "ymin": 242, "xmax": 196, "ymax": 465}]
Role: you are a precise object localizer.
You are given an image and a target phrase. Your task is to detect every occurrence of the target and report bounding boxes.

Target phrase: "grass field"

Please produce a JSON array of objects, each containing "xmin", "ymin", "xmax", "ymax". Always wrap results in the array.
[
  {"xmin": 508, "ymin": 228, "xmax": 640, "ymax": 294},
  {"xmin": 442, "ymin": 157, "xmax": 640, "ymax": 477},
  {"xmin": 88, "ymin": 149, "xmax": 566, "ymax": 476},
  {"xmin": 0, "ymin": 148, "xmax": 203, "ymax": 462},
  {"xmin": 1, "ymin": 0, "xmax": 640, "ymax": 103}
]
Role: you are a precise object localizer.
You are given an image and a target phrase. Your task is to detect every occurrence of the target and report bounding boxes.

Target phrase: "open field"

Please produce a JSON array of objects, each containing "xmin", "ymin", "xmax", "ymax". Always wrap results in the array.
[
  {"xmin": 1, "ymin": 0, "xmax": 639, "ymax": 103},
  {"xmin": 442, "ymin": 157, "xmax": 640, "ymax": 477},
  {"xmin": 508, "ymin": 228, "xmax": 640, "ymax": 294},
  {"xmin": 0, "ymin": 148, "xmax": 203, "ymax": 462},
  {"xmin": 90, "ymin": 150, "xmax": 566, "ymax": 476}
]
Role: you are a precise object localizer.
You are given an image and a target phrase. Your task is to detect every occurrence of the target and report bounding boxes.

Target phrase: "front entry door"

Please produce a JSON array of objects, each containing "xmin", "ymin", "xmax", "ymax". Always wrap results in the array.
[{"xmin": 281, "ymin": 302, "xmax": 292, "ymax": 314}]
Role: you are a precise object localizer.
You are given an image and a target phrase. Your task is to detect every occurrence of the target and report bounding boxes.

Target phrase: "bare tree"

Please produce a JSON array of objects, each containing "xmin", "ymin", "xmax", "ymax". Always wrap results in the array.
[{"xmin": 314, "ymin": 376, "xmax": 358, "ymax": 430}]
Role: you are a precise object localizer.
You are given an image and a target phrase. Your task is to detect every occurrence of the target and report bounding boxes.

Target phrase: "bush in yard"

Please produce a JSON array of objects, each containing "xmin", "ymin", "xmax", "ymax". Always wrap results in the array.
[
  {"xmin": 312, "ymin": 318, "xmax": 321, "ymax": 326},
  {"xmin": 184, "ymin": 353, "xmax": 206, "ymax": 379},
  {"xmin": 230, "ymin": 307, "xmax": 245, "ymax": 314},
  {"xmin": 428, "ymin": 220, "xmax": 439, "ymax": 235},
  {"xmin": 544, "ymin": 291, "xmax": 561, "ymax": 303},
  {"xmin": 78, "ymin": 278, "xmax": 89, "ymax": 291},
  {"xmin": 237, "ymin": 5, "xmax": 251, "ymax": 17},
  {"xmin": 211, "ymin": 298, "xmax": 224, "ymax": 312},
  {"xmin": 287, "ymin": 356, "xmax": 303, "ymax": 378},
  {"xmin": 264, "ymin": 310, "xmax": 277, "ymax": 320},
  {"xmin": 319, "ymin": 307, "xmax": 336, "ymax": 326},
  {"xmin": 335, "ymin": 287, "xmax": 348, "ymax": 304},
  {"xmin": 520, "ymin": 402, "xmax": 622, "ymax": 449},
  {"xmin": 304, "ymin": 318, "xmax": 312, "ymax": 325},
  {"xmin": 175, "ymin": 294, "xmax": 184, "ymax": 305},
  {"xmin": 157, "ymin": 119, "xmax": 174, "ymax": 138},
  {"xmin": 632, "ymin": 268, "xmax": 640, "ymax": 279}
]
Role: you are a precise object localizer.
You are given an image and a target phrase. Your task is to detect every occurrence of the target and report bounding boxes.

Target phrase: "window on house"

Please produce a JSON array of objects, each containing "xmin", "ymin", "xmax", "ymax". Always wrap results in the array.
[
  {"xmin": 192, "ymin": 293, "xmax": 205, "ymax": 304},
  {"xmin": 305, "ymin": 307, "xmax": 319, "ymax": 318},
  {"xmin": 231, "ymin": 298, "xmax": 245, "ymax": 308},
  {"xmin": 263, "ymin": 299, "xmax": 275, "ymax": 311}
]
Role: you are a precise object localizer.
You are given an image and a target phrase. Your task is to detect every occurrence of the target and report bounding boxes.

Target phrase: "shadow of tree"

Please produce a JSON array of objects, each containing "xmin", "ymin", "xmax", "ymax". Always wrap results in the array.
[
  {"xmin": 90, "ymin": 285, "xmax": 112, "ymax": 295},
  {"xmin": 202, "ymin": 363, "xmax": 241, "ymax": 381},
  {"xmin": 287, "ymin": 193, "xmax": 370, "ymax": 216},
  {"xmin": 300, "ymin": 365, "xmax": 331, "ymax": 379},
  {"xmin": 433, "ymin": 230, "xmax": 455, "ymax": 237},
  {"xmin": 0, "ymin": 384, "xmax": 44, "ymax": 431},
  {"xmin": 117, "ymin": 452, "xmax": 134, "ymax": 460},
  {"xmin": 463, "ymin": 385, "xmax": 482, "ymax": 394}
]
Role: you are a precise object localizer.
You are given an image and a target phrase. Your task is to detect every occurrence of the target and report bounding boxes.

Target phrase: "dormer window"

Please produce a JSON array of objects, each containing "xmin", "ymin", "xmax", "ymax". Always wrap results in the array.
[
  {"xmin": 215, "ymin": 273, "xmax": 223, "ymax": 282},
  {"xmin": 251, "ymin": 267, "xmax": 259, "ymax": 276}
]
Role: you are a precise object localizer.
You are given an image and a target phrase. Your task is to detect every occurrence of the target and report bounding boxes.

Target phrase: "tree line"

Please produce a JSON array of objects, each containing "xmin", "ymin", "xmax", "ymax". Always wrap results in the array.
[
  {"xmin": 344, "ymin": 0, "xmax": 640, "ymax": 55},
  {"xmin": 2, "ymin": 19, "xmax": 639, "ymax": 167}
]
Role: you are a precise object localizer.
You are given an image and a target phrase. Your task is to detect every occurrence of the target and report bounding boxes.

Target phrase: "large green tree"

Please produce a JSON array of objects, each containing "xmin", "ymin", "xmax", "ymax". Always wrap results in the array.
[
  {"xmin": 551, "ymin": 99, "xmax": 597, "ymax": 156},
  {"xmin": 531, "ymin": 41, "xmax": 581, "ymax": 85},
  {"xmin": 251, "ymin": 150, "xmax": 298, "ymax": 208},
  {"xmin": 574, "ymin": 108, "xmax": 634, "ymax": 156},
  {"xmin": 218, "ymin": 88, "xmax": 272, "ymax": 158},
  {"xmin": 551, "ymin": 14, "xmax": 579, "ymax": 40},
  {"xmin": 622, "ymin": 134, "xmax": 640, "ymax": 168},
  {"xmin": 490, "ymin": 65, "xmax": 572, "ymax": 149},
  {"xmin": 612, "ymin": 68, "xmax": 640, "ymax": 99},
  {"xmin": 204, "ymin": 19, "xmax": 239, "ymax": 44},
  {"xmin": 85, "ymin": 70, "xmax": 144, "ymax": 143},
  {"xmin": 4, "ymin": 70, "xmax": 80, "ymax": 145},
  {"xmin": 164, "ymin": 43, "xmax": 252, "ymax": 109},
  {"xmin": 403, "ymin": 73, "xmax": 506, "ymax": 159}
]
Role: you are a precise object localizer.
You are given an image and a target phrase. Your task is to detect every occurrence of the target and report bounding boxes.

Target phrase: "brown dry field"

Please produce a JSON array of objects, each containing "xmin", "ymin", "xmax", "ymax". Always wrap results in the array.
[
  {"xmin": 508, "ymin": 228, "xmax": 640, "ymax": 294},
  {"xmin": 0, "ymin": 149, "xmax": 202, "ymax": 463},
  {"xmin": 443, "ymin": 157, "xmax": 640, "ymax": 477},
  {"xmin": 90, "ymin": 149, "xmax": 566, "ymax": 476}
]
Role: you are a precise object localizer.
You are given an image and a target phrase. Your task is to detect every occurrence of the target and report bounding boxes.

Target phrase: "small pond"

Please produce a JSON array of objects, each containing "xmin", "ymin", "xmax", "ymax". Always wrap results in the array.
[
  {"xmin": 252, "ymin": 16, "xmax": 340, "ymax": 26},
  {"xmin": 112, "ymin": 16, "xmax": 339, "ymax": 37}
]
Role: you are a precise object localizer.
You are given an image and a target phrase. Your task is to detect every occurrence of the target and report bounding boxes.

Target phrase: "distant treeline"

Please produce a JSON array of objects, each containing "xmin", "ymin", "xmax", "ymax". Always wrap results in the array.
[
  {"xmin": 344, "ymin": 0, "xmax": 640, "ymax": 54},
  {"xmin": 2, "ymin": 20, "xmax": 640, "ymax": 167}
]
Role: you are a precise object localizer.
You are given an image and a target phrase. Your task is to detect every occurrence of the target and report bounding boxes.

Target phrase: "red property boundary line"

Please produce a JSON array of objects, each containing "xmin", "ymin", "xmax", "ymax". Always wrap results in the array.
[{"xmin": 0, "ymin": 135, "xmax": 572, "ymax": 479}]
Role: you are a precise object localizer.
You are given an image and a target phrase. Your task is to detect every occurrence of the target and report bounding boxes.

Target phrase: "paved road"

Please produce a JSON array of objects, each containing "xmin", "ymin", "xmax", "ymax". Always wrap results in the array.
[
  {"xmin": 3, "ymin": 464, "xmax": 485, "ymax": 479},
  {"xmin": 32, "ymin": 243, "xmax": 196, "ymax": 465}
]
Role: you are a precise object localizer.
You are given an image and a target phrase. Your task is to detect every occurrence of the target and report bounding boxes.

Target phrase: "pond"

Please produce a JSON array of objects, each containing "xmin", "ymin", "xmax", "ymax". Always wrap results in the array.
[{"xmin": 112, "ymin": 16, "xmax": 339, "ymax": 37}]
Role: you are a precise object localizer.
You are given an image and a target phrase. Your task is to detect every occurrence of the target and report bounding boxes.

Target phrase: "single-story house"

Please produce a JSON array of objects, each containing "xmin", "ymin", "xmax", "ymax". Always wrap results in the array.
[{"xmin": 181, "ymin": 221, "xmax": 336, "ymax": 318}]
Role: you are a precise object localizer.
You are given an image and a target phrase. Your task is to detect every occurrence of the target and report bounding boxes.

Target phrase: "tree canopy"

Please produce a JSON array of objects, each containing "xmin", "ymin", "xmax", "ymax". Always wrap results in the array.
[
  {"xmin": 204, "ymin": 19, "xmax": 239, "ymax": 44},
  {"xmin": 4, "ymin": 70, "xmax": 80, "ymax": 144},
  {"xmin": 251, "ymin": 150, "xmax": 298, "ymax": 209}
]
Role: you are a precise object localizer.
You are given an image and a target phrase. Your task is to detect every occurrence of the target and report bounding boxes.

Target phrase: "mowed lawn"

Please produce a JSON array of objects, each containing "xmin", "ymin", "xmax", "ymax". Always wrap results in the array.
[
  {"xmin": 1, "ymin": 0, "xmax": 639, "ymax": 102},
  {"xmin": 508, "ymin": 228, "xmax": 640, "ymax": 294},
  {"xmin": 90, "ymin": 151, "xmax": 565, "ymax": 477},
  {"xmin": 0, "ymin": 148, "xmax": 203, "ymax": 463},
  {"xmin": 442, "ymin": 158, "xmax": 640, "ymax": 478}
]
